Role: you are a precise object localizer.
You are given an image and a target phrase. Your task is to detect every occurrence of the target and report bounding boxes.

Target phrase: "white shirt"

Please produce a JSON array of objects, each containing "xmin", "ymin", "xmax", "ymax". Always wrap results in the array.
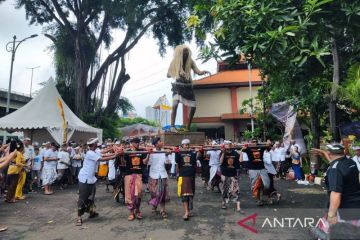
[
  {"xmin": 78, "ymin": 150, "xmax": 101, "ymax": 184},
  {"xmin": 107, "ymin": 159, "xmax": 116, "ymax": 181},
  {"xmin": 208, "ymin": 150, "xmax": 221, "ymax": 167},
  {"xmin": 24, "ymin": 145, "xmax": 35, "ymax": 170},
  {"xmin": 148, "ymin": 151, "xmax": 169, "ymax": 179},
  {"xmin": 279, "ymin": 147, "xmax": 287, "ymax": 162},
  {"xmin": 40, "ymin": 147, "xmax": 47, "ymax": 161},
  {"xmin": 270, "ymin": 150, "xmax": 279, "ymax": 162},
  {"xmin": 263, "ymin": 151, "xmax": 277, "ymax": 175},
  {"xmin": 72, "ymin": 152, "xmax": 83, "ymax": 167},
  {"xmin": 57, "ymin": 151, "xmax": 70, "ymax": 170},
  {"xmin": 241, "ymin": 152, "xmax": 249, "ymax": 162},
  {"xmin": 352, "ymin": 156, "xmax": 360, "ymax": 171},
  {"xmin": 273, "ymin": 147, "xmax": 281, "ymax": 162},
  {"xmin": 43, "ymin": 149, "xmax": 58, "ymax": 169},
  {"xmin": 24, "ymin": 145, "xmax": 35, "ymax": 160}
]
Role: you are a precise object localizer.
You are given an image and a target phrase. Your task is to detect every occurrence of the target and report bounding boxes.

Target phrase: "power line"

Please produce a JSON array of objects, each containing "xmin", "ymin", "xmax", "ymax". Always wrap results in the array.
[
  {"xmin": 124, "ymin": 87, "xmax": 167, "ymax": 99},
  {"xmin": 125, "ymin": 78, "xmax": 168, "ymax": 92},
  {"xmin": 126, "ymin": 66, "xmax": 168, "ymax": 86}
]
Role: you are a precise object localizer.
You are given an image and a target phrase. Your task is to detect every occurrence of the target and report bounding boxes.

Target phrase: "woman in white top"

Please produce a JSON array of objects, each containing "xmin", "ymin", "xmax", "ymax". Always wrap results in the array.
[
  {"xmin": 147, "ymin": 137, "xmax": 171, "ymax": 218},
  {"xmin": 42, "ymin": 143, "xmax": 59, "ymax": 195}
]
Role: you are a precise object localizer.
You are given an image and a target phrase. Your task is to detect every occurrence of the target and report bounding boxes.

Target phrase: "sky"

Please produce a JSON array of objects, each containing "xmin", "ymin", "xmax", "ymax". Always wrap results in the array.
[{"xmin": 0, "ymin": 1, "xmax": 217, "ymax": 124}]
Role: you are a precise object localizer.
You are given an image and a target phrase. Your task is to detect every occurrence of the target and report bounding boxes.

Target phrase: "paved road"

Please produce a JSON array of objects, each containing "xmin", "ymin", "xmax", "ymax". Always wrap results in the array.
[{"xmin": 0, "ymin": 174, "xmax": 327, "ymax": 240}]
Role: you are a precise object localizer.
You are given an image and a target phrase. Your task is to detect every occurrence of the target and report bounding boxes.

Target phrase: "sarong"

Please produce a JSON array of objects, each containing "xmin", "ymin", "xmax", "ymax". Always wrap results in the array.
[
  {"xmin": 42, "ymin": 167, "xmax": 57, "ymax": 186},
  {"xmin": 209, "ymin": 165, "xmax": 221, "ymax": 187},
  {"xmin": 248, "ymin": 169, "xmax": 270, "ymax": 190},
  {"xmin": 98, "ymin": 164, "xmax": 108, "ymax": 177},
  {"xmin": 124, "ymin": 174, "xmax": 142, "ymax": 211},
  {"xmin": 177, "ymin": 176, "xmax": 195, "ymax": 208},
  {"xmin": 78, "ymin": 182, "xmax": 96, "ymax": 216},
  {"xmin": 172, "ymin": 80, "xmax": 196, "ymax": 107},
  {"xmin": 221, "ymin": 176, "xmax": 240, "ymax": 203},
  {"xmin": 148, "ymin": 177, "xmax": 168, "ymax": 207}
]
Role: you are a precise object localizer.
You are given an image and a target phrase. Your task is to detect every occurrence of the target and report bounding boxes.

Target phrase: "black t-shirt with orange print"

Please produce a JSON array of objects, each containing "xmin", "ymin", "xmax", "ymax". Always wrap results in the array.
[
  {"xmin": 175, "ymin": 151, "xmax": 197, "ymax": 177},
  {"xmin": 124, "ymin": 149, "xmax": 147, "ymax": 175},
  {"xmin": 221, "ymin": 150, "xmax": 240, "ymax": 177}
]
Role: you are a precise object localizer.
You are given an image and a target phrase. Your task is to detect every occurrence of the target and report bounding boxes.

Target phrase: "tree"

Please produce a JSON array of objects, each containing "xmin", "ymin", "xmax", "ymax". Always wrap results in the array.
[
  {"xmin": 116, "ymin": 97, "xmax": 135, "ymax": 115},
  {"xmin": 15, "ymin": 0, "xmax": 195, "ymax": 118},
  {"xmin": 190, "ymin": 0, "xmax": 360, "ymax": 146}
]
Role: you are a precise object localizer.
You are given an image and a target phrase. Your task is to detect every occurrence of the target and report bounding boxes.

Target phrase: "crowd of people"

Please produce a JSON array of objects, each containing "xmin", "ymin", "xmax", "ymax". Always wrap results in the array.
[{"xmin": 0, "ymin": 135, "xmax": 359, "ymax": 237}]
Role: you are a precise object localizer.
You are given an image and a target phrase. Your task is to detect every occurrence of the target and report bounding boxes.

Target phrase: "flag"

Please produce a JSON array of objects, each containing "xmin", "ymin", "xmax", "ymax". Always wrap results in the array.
[{"xmin": 57, "ymin": 98, "xmax": 67, "ymax": 143}]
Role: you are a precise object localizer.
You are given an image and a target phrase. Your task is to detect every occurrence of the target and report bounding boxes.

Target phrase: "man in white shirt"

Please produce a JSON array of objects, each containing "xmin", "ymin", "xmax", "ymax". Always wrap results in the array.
[
  {"xmin": 31, "ymin": 147, "xmax": 42, "ymax": 189},
  {"xmin": 57, "ymin": 144, "xmax": 71, "ymax": 189},
  {"xmin": 352, "ymin": 145, "xmax": 360, "ymax": 171},
  {"xmin": 76, "ymin": 138, "xmax": 118, "ymax": 226},
  {"xmin": 278, "ymin": 142, "xmax": 288, "ymax": 178},
  {"xmin": 23, "ymin": 137, "xmax": 35, "ymax": 193},
  {"xmin": 147, "ymin": 137, "xmax": 171, "ymax": 218},
  {"xmin": 207, "ymin": 145, "xmax": 222, "ymax": 192},
  {"xmin": 263, "ymin": 146, "xmax": 281, "ymax": 204},
  {"xmin": 270, "ymin": 143, "xmax": 281, "ymax": 177},
  {"xmin": 106, "ymin": 141, "xmax": 116, "ymax": 192},
  {"xmin": 71, "ymin": 146, "xmax": 83, "ymax": 184}
]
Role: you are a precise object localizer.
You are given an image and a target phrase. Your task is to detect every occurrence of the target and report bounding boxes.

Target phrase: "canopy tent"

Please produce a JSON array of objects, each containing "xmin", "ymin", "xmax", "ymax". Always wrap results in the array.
[
  {"xmin": 0, "ymin": 80, "xmax": 102, "ymax": 144},
  {"xmin": 119, "ymin": 123, "xmax": 158, "ymax": 139}
]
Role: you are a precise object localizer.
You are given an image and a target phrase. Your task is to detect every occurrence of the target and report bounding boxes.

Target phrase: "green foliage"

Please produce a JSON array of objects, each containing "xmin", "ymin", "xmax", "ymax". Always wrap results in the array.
[
  {"xmin": 243, "ymin": 130, "xmax": 254, "ymax": 141},
  {"xmin": 191, "ymin": 0, "xmax": 360, "ymax": 147},
  {"xmin": 340, "ymin": 63, "xmax": 360, "ymax": 110},
  {"xmin": 116, "ymin": 97, "xmax": 135, "ymax": 115},
  {"xmin": 83, "ymin": 113, "xmax": 121, "ymax": 140},
  {"xmin": 118, "ymin": 117, "xmax": 158, "ymax": 128}
]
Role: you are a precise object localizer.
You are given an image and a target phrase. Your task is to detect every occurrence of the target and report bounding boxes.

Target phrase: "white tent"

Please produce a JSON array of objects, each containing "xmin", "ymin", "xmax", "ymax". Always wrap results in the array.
[{"xmin": 0, "ymin": 80, "xmax": 102, "ymax": 144}]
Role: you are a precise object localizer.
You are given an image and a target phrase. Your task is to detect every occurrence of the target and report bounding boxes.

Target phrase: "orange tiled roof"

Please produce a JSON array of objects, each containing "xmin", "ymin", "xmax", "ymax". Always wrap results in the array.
[{"xmin": 193, "ymin": 69, "xmax": 262, "ymax": 86}]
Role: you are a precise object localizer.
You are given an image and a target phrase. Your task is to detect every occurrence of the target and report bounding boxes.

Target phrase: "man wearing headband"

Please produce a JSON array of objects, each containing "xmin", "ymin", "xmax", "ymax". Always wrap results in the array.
[
  {"xmin": 147, "ymin": 137, "xmax": 171, "ymax": 218},
  {"xmin": 312, "ymin": 143, "xmax": 360, "ymax": 227},
  {"xmin": 123, "ymin": 137, "xmax": 150, "ymax": 221},
  {"xmin": 243, "ymin": 141, "xmax": 270, "ymax": 206},
  {"xmin": 176, "ymin": 138, "xmax": 197, "ymax": 220},
  {"xmin": 76, "ymin": 138, "xmax": 118, "ymax": 226},
  {"xmin": 207, "ymin": 141, "xmax": 222, "ymax": 192},
  {"xmin": 219, "ymin": 140, "xmax": 243, "ymax": 212}
]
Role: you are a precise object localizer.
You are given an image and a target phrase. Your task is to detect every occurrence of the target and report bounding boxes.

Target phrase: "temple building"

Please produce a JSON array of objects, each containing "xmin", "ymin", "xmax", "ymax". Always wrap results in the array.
[{"xmin": 183, "ymin": 62, "xmax": 263, "ymax": 141}]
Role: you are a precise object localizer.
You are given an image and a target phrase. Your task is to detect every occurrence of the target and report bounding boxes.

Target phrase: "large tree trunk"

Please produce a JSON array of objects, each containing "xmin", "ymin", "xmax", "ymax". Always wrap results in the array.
[
  {"xmin": 310, "ymin": 108, "xmax": 320, "ymax": 148},
  {"xmin": 74, "ymin": 36, "xmax": 89, "ymax": 117},
  {"xmin": 329, "ymin": 37, "xmax": 340, "ymax": 141},
  {"xmin": 104, "ymin": 58, "xmax": 130, "ymax": 114}
]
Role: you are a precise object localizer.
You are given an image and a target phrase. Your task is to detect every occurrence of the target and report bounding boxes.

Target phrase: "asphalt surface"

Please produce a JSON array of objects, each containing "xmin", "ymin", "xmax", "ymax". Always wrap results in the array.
[{"xmin": 0, "ymin": 173, "xmax": 328, "ymax": 240}]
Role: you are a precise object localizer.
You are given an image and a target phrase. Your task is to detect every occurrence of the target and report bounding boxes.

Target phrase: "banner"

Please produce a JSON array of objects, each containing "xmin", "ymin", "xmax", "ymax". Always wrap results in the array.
[{"xmin": 270, "ymin": 101, "xmax": 307, "ymax": 155}]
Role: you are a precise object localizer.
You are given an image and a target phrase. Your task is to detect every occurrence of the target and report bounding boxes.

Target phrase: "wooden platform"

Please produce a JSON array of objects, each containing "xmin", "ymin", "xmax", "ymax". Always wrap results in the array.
[{"xmin": 160, "ymin": 132, "xmax": 205, "ymax": 146}]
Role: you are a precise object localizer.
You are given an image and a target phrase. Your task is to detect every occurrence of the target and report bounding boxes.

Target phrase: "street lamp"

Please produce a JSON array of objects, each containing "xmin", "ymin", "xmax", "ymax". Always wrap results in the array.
[
  {"xmin": 5, "ymin": 34, "xmax": 38, "ymax": 114},
  {"xmin": 27, "ymin": 66, "xmax": 40, "ymax": 98},
  {"xmin": 247, "ymin": 60, "xmax": 255, "ymax": 136}
]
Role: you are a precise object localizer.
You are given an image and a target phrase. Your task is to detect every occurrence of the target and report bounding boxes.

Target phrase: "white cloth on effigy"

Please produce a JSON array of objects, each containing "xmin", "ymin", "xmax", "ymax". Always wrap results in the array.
[{"xmin": 248, "ymin": 169, "xmax": 270, "ymax": 189}]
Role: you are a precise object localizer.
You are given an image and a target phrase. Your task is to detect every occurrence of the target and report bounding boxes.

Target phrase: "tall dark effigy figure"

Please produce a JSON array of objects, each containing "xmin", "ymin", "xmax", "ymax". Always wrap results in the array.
[{"xmin": 167, "ymin": 45, "xmax": 210, "ymax": 132}]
